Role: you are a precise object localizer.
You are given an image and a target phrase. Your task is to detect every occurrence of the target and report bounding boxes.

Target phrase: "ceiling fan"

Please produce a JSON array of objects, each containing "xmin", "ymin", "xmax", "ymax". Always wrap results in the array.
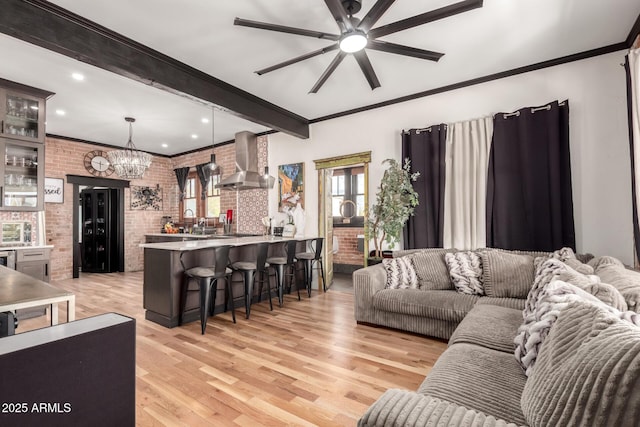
[{"xmin": 234, "ymin": 0, "xmax": 483, "ymax": 93}]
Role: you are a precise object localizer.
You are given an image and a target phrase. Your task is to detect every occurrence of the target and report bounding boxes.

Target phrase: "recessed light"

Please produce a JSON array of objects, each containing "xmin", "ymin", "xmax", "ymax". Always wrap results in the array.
[
  {"xmin": 55, "ymin": 109, "xmax": 66, "ymax": 116},
  {"xmin": 161, "ymin": 143, "xmax": 168, "ymax": 148},
  {"xmin": 71, "ymin": 72, "xmax": 84, "ymax": 81},
  {"xmin": 191, "ymin": 134, "xmax": 198, "ymax": 139},
  {"xmin": 201, "ymin": 118, "xmax": 209, "ymax": 124}
]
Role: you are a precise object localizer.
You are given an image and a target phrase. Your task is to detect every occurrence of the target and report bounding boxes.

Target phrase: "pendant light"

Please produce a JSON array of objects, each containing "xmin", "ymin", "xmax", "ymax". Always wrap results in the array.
[
  {"xmin": 259, "ymin": 166, "xmax": 275, "ymax": 189},
  {"xmin": 107, "ymin": 117, "xmax": 152, "ymax": 179},
  {"xmin": 208, "ymin": 107, "xmax": 218, "ymax": 172}
]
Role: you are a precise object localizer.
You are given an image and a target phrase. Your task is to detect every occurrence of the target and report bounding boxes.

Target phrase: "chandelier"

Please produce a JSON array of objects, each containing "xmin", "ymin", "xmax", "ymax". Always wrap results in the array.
[{"xmin": 107, "ymin": 117, "xmax": 152, "ymax": 179}]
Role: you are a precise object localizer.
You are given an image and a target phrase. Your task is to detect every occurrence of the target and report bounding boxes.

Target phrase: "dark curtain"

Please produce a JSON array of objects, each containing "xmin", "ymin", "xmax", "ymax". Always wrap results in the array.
[
  {"xmin": 402, "ymin": 125, "xmax": 447, "ymax": 248},
  {"xmin": 486, "ymin": 100, "xmax": 575, "ymax": 251},
  {"xmin": 625, "ymin": 56, "xmax": 640, "ymax": 260},
  {"xmin": 195, "ymin": 163, "xmax": 212, "ymax": 200},
  {"xmin": 174, "ymin": 167, "xmax": 190, "ymax": 200}
]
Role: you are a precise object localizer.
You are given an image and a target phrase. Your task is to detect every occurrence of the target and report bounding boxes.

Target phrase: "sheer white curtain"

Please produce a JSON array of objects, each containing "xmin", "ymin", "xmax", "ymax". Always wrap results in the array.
[{"xmin": 443, "ymin": 117, "xmax": 493, "ymax": 250}]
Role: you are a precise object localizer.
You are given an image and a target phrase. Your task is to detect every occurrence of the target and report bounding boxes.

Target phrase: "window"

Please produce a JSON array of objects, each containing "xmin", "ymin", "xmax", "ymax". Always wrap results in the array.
[
  {"xmin": 179, "ymin": 173, "xmax": 221, "ymax": 222},
  {"xmin": 332, "ymin": 175, "xmax": 345, "ymax": 216},
  {"xmin": 206, "ymin": 175, "xmax": 221, "ymax": 218},
  {"xmin": 332, "ymin": 166, "xmax": 365, "ymax": 226},
  {"xmin": 183, "ymin": 176, "xmax": 197, "ymax": 218}
]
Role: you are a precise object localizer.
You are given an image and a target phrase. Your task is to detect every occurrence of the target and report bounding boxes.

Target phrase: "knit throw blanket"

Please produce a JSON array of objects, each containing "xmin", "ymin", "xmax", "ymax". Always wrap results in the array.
[{"xmin": 514, "ymin": 258, "xmax": 639, "ymax": 376}]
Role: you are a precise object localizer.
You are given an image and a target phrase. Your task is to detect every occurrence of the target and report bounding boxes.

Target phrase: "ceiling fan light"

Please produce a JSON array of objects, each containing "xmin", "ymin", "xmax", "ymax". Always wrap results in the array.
[{"xmin": 339, "ymin": 31, "xmax": 367, "ymax": 53}]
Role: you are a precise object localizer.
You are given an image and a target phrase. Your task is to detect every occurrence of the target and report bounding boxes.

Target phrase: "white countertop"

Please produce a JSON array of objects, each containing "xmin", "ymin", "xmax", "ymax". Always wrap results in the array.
[
  {"xmin": 145, "ymin": 233, "xmax": 213, "ymax": 239},
  {"xmin": 140, "ymin": 235, "xmax": 316, "ymax": 251},
  {"xmin": 0, "ymin": 245, "xmax": 54, "ymax": 251}
]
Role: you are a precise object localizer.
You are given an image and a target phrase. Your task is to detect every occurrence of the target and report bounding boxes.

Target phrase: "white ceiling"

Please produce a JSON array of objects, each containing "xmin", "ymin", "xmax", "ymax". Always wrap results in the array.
[{"xmin": 0, "ymin": 0, "xmax": 638, "ymax": 156}]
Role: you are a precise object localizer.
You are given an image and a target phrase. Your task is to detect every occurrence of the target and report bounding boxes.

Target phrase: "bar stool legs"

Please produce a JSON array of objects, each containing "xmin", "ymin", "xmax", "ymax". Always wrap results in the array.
[
  {"xmin": 273, "ymin": 264, "xmax": 284, "ymax": 307},
  {"xmin": 242, "ymin": 270, "xmax": 255, "ymax": 319}
]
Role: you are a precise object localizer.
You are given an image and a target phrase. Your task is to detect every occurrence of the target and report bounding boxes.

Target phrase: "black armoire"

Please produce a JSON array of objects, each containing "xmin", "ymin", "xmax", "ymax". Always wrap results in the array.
[{"xmin": 81, "ymin": 188, "xmax": 119, "ymax": 273}]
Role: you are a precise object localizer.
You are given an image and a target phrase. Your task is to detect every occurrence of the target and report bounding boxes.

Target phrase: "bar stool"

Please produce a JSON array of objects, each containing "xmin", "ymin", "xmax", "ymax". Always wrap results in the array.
[
  {"xmin": 229, "ymin": 242, "xmax": 270, "ymax": 318},
  {"xmin": 295, "ymin": 237, "xmax": 326, "ymax": 294},
  {"xmin": 266, "ymin": 239, "xmax": 301, "ymax": 306},
  {"xmin": 179, "ymin": 245, "xmax": 235, "ymax": 334}
]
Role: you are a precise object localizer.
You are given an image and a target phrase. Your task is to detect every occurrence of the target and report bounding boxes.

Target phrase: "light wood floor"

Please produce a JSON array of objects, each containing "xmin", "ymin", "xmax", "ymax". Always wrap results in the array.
[{"xmin": 19, "ymin": 271, "xmax": 447, "ymax": 426}]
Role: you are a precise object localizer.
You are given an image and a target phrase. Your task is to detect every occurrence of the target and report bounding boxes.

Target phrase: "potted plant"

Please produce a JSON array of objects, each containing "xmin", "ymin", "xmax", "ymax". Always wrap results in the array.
[{"xmin": 365, "ymin": 158, "xmax": 420, "ymax": 264}]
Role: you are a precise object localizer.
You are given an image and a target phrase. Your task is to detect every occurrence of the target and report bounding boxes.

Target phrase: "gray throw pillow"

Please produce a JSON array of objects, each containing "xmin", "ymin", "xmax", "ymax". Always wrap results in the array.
[
  {"xmin": 479, "ymin": 250, "xmax": 535, "ymax": 298},
  {"xmin": 382, "ymin": 257, "xmax": 419, "ymax": 290},
  {"xmin": 410, "ymin": 249, "xmax": 455, "ymax": 290},
  {"xmin": 594, "ymin": 259, "xmax": 640, "ymax": 313},
  {"xmin": 444, "ymin": 251, "xmax": 484, "ymax": 295}
]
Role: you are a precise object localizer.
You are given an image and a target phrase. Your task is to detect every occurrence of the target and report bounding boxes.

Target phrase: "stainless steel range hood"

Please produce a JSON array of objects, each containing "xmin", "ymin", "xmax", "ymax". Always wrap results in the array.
[{"xmin": 216, "ymin": 131, "xmax": 266, "ymax": 191}]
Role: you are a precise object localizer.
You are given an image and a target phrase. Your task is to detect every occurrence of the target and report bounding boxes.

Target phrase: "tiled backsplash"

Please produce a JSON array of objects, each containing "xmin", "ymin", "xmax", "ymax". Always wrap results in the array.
[{"xmin": 0, "ymin": 211, "xmax": 40, "ymax": 246}]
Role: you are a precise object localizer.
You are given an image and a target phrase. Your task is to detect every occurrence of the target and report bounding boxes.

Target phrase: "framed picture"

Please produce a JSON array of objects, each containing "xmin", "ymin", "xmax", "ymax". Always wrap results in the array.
[
  {"xmin": 44, "ymin": 177, "xmax": 64, "ymax": 203},
  {"xmin": 130, "ymin": 185, "xmax": 163, "ymax": 211},
  {"xmin": 278, "ymin": 162, "xmax": 304, "ymax": 211}
]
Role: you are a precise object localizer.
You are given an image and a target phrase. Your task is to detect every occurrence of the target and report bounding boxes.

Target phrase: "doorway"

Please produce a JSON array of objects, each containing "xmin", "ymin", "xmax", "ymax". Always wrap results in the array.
[
  {"xmin": 67, "ymin": 175, "xmax": 129, "ymax": 278},
  {"xmin": 314, "ymin": 151, "xmax": 371, "ymax": 289}
]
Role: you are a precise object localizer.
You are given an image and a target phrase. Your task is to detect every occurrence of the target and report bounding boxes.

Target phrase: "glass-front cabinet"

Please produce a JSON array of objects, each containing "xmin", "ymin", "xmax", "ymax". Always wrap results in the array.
[
  {"xmin": 0, "ymin": 78, "xmax": 53, "ymax": 212},
  {"xmin": 0, "ymin": 138, "xmax": 44, "ymax": 211},
  {"xmin": 1, "ymin": 91, "xmax": 44, "ymax": 142}
]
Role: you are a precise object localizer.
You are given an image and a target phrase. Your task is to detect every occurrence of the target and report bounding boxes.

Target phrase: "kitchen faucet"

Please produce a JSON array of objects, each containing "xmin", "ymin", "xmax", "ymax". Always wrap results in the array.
[{"xmin": 183, "ymin": 209, "xmax": 194, "ymax": 232}]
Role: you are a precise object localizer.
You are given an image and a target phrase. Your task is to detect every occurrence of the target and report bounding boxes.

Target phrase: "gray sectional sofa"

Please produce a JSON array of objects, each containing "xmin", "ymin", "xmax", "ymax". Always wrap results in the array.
[
  {"xmin": 354, "ymin": 248, "xmax": 551, "ymax": 339},
  {"xmin": 354, "ymin": 249, "xmax": 640, "ymax": 426}
]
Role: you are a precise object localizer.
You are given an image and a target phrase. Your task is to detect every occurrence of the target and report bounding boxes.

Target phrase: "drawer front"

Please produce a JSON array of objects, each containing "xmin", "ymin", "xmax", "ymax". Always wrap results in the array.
[{"xmin": 16, "ymin": 248, "xmax": 51, "ymax": 262}]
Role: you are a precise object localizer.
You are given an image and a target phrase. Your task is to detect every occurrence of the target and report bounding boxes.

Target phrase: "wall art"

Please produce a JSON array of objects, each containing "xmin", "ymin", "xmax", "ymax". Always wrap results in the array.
[
  {"xmin": 44, "ymin": 177, "xmax": 64, "ymax": 203},
  {"xmin": 130, "ymin": 185, "xmax": 163, "ymax": 210},
  {"xmin": 278, "ymin": 162, "xmax": 304, "ymax": 211}
]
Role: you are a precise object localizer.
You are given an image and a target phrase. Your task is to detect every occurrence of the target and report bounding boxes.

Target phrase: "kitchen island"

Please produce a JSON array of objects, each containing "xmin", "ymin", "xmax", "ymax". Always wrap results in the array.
[{"xmin": 140, "ymin": 235, "xmax": 315, "ymax": 328}]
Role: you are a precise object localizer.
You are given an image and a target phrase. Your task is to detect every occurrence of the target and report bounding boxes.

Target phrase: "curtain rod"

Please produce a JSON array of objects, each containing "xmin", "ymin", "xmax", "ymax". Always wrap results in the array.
[
  {"xmin": 502, "ymin": 101, "xmax": 567, "ymax": 119},
  {"xmin": 402, "ymin": 124, "xmax": 448, "ymax": 135}
]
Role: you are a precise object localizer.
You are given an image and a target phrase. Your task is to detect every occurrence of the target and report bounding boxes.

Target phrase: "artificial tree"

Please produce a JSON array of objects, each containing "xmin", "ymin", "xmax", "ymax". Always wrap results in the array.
[{"xmin": 365, "ymin": 158, "xmax": 420, "ymax": 260}]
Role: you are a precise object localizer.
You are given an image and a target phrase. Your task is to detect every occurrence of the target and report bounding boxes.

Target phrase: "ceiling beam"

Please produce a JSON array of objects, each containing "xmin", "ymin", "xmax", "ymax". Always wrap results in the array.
[{"xmin": 0, "ymin": 0, "xmax": 310, "ymax": 139}]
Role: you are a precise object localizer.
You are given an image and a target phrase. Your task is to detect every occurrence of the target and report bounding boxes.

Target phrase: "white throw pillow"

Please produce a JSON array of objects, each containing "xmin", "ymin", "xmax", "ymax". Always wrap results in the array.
[
  {"xmin": 383, "ymin": 257, "xmax": 419, "ymax": 290},
  {"xmin": 444, "ymin": 251, "xmax": 484, "ymax": 295}
]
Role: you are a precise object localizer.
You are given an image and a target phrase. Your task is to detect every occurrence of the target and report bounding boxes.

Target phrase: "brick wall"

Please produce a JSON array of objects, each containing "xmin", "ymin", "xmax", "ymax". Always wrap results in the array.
[
  {"xmin": 44, "ymin": 136, "xmax": 174, "ymax": 280},
  {"xmin": 172, "ymin": 135, "xmax": 268, "ymax": 235},
  {"xmin": 43, "ymin": 134, "xmax": 270, "ymax": 280},
  {"xmin": 333, "ymin": 226, "xmax": 364, "ymax": 267}
]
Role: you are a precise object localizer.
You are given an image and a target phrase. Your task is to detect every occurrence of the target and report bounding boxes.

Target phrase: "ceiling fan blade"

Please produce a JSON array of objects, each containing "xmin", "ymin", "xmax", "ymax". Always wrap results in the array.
[
  {"xmin": 358, "ymin": 0, "xmax": 397, "ymax": 32},
  {"xmin": 367, "ymin": 40, "xmax": 444, "ymax": 61},
  {"xmin": 310, "ymin": 51, "xmax": 347, "ymax": 93},
  {"xmin": 353, "ymin": 50, "xmax": 381, "ymax": 90},
  {"xmin": 324, "ymin": 0, "xmax": 354, "ymax": 32},
  {"xmin": 369, "ymin": 0, "xmax": 483, "ymax": 39},
  {"xmin": 255, "ymin": 45, "xmax": 339, "ymax": 75},
  {"xmin": 234, "ymin": 17, "xmax": 339, "ymax": 41}
]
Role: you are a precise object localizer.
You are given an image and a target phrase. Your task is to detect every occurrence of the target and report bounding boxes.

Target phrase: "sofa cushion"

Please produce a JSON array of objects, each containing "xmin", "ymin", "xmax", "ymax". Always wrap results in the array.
[
  {"xmin": 449, "ymin": 304, "xmax": 523, "ymax": 353},
  {"xmin": 372, "ymin": 289, "xmax": 478, "ymax": 322},
  {"xmin": 521, "ymin": 301, "xmax": 640, "ymax": 427},
  {"xmin": 475, "ymin": 298, "xmax": 525, "ymax": 310},
  {"xmin": 382, "ymin": 257, "xmax": 419, "ymax": 290},
  {"xmin": 594, "ymin": 257, "xmax": 640, "ymax": 313},
  {"xmin": 418, "ymin": 343, "xmax": 528, "ymax": 426},
  {"xmin": 358, "ymin": 390, "xmax": 520, "ymax": 427},
  {"xmin": 444, "ymin": 251, "xmax": 485, "ymax": 295},
  {"xmin": 410, "ymin": 249, "xmax": 456, "ymax": 290},
  {"xmin": 479, "ymin": 250, "xmax": 535, "ymax": 298}
]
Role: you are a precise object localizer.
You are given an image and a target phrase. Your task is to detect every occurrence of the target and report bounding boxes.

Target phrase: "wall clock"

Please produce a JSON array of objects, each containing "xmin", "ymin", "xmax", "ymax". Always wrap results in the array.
[{"xmin": 84, "ymin": 150, "xmax": 115, "ymax": 177}]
